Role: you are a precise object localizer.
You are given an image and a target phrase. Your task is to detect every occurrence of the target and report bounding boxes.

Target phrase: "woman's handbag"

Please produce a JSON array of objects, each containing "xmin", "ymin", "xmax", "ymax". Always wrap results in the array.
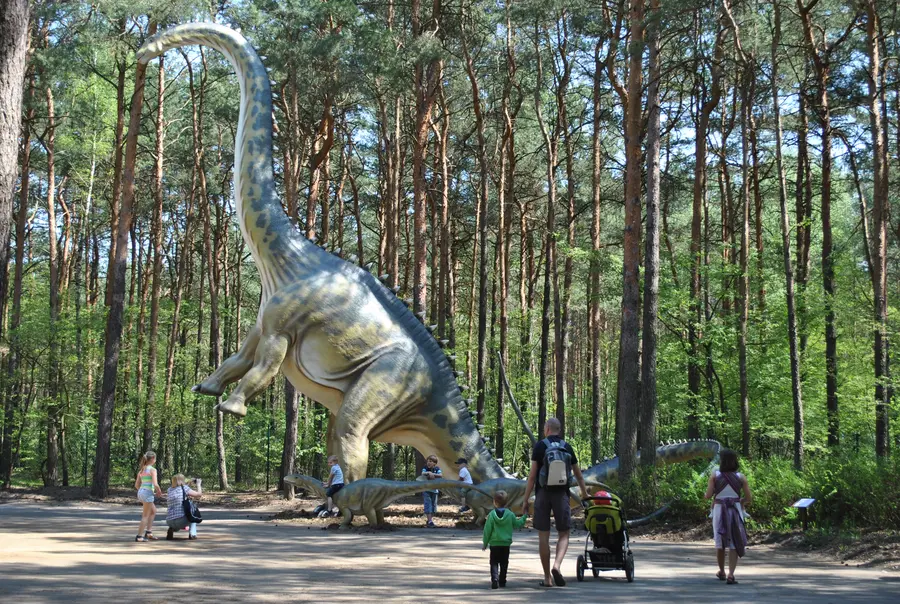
[{"xmin": 181, "ymin": 485, "xmax": 203, "ymax": 524}]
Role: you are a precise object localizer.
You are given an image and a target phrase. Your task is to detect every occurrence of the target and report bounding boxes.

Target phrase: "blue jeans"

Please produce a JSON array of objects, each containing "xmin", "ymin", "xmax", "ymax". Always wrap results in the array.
[{"xmin": 423, "ymin": 491, "xmax": 438, "ymax": 514}]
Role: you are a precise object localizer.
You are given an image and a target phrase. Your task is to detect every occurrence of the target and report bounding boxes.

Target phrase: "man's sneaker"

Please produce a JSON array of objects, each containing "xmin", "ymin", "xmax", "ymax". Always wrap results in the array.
[
  {"xmin": 491, "ymin": 581, "xmax": 499, "ymax": 590},
  {"xmin": 458, "ymin": 506, "xmax": 470, "ymax": 513},
  {"xmin": 427, "ymin": 520, "xmax": 436, "ymax": 528}
]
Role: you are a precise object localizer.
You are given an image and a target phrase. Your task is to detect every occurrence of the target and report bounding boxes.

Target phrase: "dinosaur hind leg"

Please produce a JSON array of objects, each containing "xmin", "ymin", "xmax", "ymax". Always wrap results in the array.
[
  {"xmin": 334, "ymin": 350, "xmax": 429, "ymax": 482},
  {"xmin": 217, "ymin": 331, "xmax": 288, "ymax": 416},
  {"xmin": 194, "ymin": 325, "xmax": 261, "ymax": 396}
]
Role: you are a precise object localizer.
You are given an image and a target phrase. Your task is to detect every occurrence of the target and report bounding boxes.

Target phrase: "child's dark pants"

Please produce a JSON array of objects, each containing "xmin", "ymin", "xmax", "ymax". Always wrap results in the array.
[{"xmin": 489, "ymin": 545, "xmax": 510, "ymax": 585}]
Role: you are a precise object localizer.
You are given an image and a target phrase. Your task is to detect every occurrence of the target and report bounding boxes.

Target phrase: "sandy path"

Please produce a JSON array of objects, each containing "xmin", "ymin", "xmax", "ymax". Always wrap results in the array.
[{"xmin": 1, "ymin": 502, "xmax": 898, "ymax": 603}]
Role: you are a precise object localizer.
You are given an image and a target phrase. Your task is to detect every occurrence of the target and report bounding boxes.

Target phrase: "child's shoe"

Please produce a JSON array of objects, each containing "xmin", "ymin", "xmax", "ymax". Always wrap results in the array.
[{"xmin": 426, "ymin": 520, "xmax": 436, "ymax": 528}]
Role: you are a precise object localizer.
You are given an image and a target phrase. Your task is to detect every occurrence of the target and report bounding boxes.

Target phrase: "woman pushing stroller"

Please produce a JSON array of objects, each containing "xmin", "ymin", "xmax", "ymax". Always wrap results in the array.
[{"xmin": 704, "ymin": 448, "xmax": 753, "ymax": 584}]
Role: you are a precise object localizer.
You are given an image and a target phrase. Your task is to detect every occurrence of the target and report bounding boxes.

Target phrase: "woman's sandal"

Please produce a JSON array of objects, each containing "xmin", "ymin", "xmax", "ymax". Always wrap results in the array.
[
  {"xmin": 726, "ymin": 576, "xmax": 738, "ymax": 585},
  {"xmin": 135, "ymin": 535, "xmax": 146, "ymax": 542},
  {"xmin": 716, "ymin": 571, "xmax": 727, "ymax": 581},
  {"xmin": 144, "ymin": 531, "xmax": 158, "ymax": 541}
]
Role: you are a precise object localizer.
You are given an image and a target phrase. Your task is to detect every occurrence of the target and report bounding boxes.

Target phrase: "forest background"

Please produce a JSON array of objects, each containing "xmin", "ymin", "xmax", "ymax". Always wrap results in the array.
[{"xmin": 0, "ymin": 0, "xmax": 897, "ymax": 530}]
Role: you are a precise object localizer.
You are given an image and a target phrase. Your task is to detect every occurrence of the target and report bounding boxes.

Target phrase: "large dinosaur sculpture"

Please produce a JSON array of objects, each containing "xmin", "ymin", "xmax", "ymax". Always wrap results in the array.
[
  {"xmin": 284, "ymin": 474, "xmax": 490, "ymax": 528},
  {"xmin": 137, "ymin": 24, "xmax": 509, "ymax": 484}
]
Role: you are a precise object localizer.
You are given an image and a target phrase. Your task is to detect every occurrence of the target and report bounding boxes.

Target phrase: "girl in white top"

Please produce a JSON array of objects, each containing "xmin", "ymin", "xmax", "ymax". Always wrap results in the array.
[{"xmin": 704, "ymin": 449, "xmax": 753, "ymax": 584}]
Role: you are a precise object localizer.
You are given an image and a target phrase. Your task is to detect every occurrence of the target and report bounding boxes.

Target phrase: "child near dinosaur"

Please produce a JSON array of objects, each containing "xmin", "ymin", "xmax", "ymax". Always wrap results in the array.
[
  {"xmin": 421, "ymin": 455, "xmax": 442, "ymax": 527},
  {"xmin": 482, "ymin": 490, "xmax": 529, "ymax": 589},
  {"xmin": 323, "ymin": 455, "xmax": 345, "ymax": 517},
  {"xmin": 456, "ymin": 457, "xmax": 474, "ymax": 513}
]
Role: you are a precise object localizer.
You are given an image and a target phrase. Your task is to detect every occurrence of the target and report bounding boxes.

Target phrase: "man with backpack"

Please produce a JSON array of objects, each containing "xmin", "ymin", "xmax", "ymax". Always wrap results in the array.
[{"xmin": 521, "ymin": 417, "xmax": 589, "ymax": 588}]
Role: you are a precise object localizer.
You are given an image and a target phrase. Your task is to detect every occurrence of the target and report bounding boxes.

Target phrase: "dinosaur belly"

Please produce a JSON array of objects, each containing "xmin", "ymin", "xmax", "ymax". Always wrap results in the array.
[{"xmin": 281, "ymin": 359, "xmax": 345, "ymax": 414}]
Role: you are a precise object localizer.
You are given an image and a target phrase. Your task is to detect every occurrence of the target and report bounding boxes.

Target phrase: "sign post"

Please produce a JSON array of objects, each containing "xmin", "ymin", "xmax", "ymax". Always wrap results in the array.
[{"xmin": 791, "ymin": 498, "xmax": 816, "ymax": 531}]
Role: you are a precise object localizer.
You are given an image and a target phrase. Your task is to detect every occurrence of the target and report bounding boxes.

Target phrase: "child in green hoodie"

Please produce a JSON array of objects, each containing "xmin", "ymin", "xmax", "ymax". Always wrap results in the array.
[{"xmin": 482, "ymin": 490, "xmax": 529, "ymax": 589}]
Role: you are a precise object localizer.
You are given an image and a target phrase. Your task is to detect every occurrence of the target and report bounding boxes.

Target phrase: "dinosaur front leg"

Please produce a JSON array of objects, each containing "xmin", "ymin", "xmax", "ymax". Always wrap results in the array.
[
  {"xmin": 339, "ymin": 508, "xmax": 353, "ymax": 528},
  {"xmin": 194, "ymin": 325, "xmax": 262, "ymax": 396},
  {"xmin": 364, "ymin": 508, "xmax": 379, "ymax": 527},
  {"xmin": 216, "ymin": 332, "xmax": 289, "ymax": 416}
]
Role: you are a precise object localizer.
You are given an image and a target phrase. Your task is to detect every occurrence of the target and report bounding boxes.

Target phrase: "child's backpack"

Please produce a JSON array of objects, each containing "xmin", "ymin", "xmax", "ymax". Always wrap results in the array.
[{"xmin": 538, "ymin": 438, "xmax": 572, "ymax": 488}]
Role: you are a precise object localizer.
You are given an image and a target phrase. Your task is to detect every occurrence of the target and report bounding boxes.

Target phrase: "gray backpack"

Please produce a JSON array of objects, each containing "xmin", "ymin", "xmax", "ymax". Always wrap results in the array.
[{"xmin": 538, "ymin": 438, "xmax": 572, "ymax": 488}]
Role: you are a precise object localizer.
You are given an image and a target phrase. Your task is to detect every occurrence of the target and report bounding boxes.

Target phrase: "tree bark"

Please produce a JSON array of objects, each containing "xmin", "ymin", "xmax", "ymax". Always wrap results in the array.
[
  {"xmin": 771, "ymin": 0, "xmax": 804, "ymax": 470},
  {"xmin": 864, "ymin": 0, "xmax": 890, "ymax": 458},
  {"xmin": 533, "ymin": 22, "xmax": 559, "ymax": 439},
  {"xmin": 281, "ymin": 377, "xmax": 298, "ymax": 498},
  {"xmin": 640, "ymin": 0, "xmax": 662, "ymax": 469},
  {"xmin": 688, "ymin": 26, "xmax": 723, "ymax": 440},
  {"xmin": 44, "ymin": 84, "xmax": 61, "ymax": 486},
  {"xmin": 0, "ymin": 0, "xmax": 28, "ymax": 350},
  {"xmin": 2, "ymin": 78, "xmax": 32, "ymax": 488},
  {"xmin": 798, "ymin": 0, "xmax": 848, "ymax": 448},
  {"xmin": 92, "ymin": 21, "xmax": 156, "ymax": 499},
  {"xmin": 615, "ymin": 0, "xmax": 644, "ymax": 486},
  {"xmin": 590, "ymin": 39, "xmax": 604, "ymax": 465}
]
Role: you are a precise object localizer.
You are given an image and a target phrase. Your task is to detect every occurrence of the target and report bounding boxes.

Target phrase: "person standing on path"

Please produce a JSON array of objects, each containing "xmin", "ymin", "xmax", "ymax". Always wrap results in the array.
[
  {"xmin": 704, "ymin": 448, "xmax": 752, "ymax": 584},
  {"xmin": 521, "ymin": 418, "xmax": 589, "ymax": 587},
  {"xmin": 133, "ymin": 451, "xmax": 163, "ymax": 542}
]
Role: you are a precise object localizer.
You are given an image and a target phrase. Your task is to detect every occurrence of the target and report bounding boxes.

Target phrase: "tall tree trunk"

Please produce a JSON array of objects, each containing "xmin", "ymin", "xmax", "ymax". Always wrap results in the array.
[
  {"xmin": 412, "ymin": 0, "xmax": 441, "ymax": 319},
  {"xmin": 147, "ymin": 57, "xmax": 165, "ymax": 470},
  {"xmin": 533, "ymin": 22, "xmax": 559, "ymax": 439},
  {"xmin": 640, "ymin": 0, "xmax": 662, "ymax": 469},
  {"xmin": 865, "ymin": 0, "xmax": 890, "ymax": 458},
  {"xmin": 462, "ymin": 23, "xmax": 489, "ymax": 428},
  {"xmin": 798, "ymin": 0, "xmax": 845, "ymax": 448},
  {"xmin": 92, "ymin": 21, "xmax": 156, "ymax": 499},
  {"xmin": 281, "ymin": 377, "xmax": 298, "ymax": 498},
  {"xmin": 771, "ymin": 1, "xmax": 804, "ymax": 470},
  {"xmin": 3, "ymin": 81, "xmax": 32, "ymax": 488},
  {"xmin": 616, "ymin": 0, "xmax": 644, "ymax": 485},
  {"xmin": 44, "ymin": 84, "xmax": 61, "ymax": 486},
  {"xmin": 590, "ymin": 39, "xmax": 604, "ymax": 465},
  {"xmin": 0, "ymin": 0, "xmax": 28, "ymax": 351},
  {"xmin": 106, "ymin": 37, "xmax": 128, "ymax": 307},
  {"xmin": 688, "ymin": 28, "xmax": 723, "ymax": 439},
  {"xmin": 795, "ymin": 80, "xmax": 812, "ymax": 359},
  {"xmin": 555, "ymin": 23, "xmax": 574, "ymax": 436},
  {"xmin": 738, "ymin": 71, "xmax": 752, "ymax": 457}
]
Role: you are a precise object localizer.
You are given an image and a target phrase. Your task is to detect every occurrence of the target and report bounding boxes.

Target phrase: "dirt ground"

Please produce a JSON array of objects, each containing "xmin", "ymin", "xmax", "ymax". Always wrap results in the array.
[{"xmin": 2, "ymin": 497, "xmax": 899, "ymax": 603}]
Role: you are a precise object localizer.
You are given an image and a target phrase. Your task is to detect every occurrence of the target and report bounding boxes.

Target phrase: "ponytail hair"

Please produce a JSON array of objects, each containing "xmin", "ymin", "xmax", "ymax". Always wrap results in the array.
[{"xmin": 138, "ymin": 450, "xmax": 157, "ymax": 471}]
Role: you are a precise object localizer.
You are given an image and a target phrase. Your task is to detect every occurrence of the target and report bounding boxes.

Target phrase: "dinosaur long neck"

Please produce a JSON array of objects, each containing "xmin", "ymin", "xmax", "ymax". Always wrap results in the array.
[
  {"xmin": 583, "ymin": 440, "xmax": 721, "ymax": 483},
  {"xmin": 138, "ymin": 23, "xmax": 314, "ymax": 293}
]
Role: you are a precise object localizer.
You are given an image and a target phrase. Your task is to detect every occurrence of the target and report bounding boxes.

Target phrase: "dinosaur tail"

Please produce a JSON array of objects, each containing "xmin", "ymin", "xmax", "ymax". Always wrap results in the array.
[{"xmin": 137, "ymin": 23, "xmax": 311, "ymax": 293}]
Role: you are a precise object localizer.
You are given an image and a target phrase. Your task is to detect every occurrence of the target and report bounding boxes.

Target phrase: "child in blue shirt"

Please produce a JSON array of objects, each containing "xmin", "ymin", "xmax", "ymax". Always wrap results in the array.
[{"xmin": 421, "ymin": 455, "xmax": 442, "ymax": 527}]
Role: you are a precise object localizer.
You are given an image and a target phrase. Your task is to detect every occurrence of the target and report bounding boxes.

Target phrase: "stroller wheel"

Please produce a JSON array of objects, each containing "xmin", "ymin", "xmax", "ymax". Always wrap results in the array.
[
  {"xmin": 625, "ymin": 553, "xmax": 635, "ymax": 583},
  {"xmin": 576, "ymin": 555, "xmax": 585, "ymax": 582}
]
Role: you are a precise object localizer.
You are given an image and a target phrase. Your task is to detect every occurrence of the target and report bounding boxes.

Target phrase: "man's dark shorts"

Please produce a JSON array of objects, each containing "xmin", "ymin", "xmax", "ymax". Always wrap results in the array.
[
  {"xmin": 326, "ymin": 483, "xmax": 344, "ymax": 497},
  {"xmin": 533, "ymin": 487, "xmax": 571, "ymax": 532}
]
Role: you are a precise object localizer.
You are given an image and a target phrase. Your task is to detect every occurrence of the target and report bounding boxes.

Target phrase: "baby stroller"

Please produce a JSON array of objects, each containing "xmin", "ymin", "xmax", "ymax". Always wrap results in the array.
[{"xmin": 576, "ymin": 489, "xmax": 635, "ymax": 583}]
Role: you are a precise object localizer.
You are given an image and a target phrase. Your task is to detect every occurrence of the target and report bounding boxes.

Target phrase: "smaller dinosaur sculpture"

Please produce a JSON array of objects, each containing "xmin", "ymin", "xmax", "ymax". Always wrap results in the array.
[
  {"xmin": 447, "ymin": 440, "xmax": 723, "ymax": 526},
  {"xmin": 284, "ymin": 474, "xmax": 490, "ymax": 528}
]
